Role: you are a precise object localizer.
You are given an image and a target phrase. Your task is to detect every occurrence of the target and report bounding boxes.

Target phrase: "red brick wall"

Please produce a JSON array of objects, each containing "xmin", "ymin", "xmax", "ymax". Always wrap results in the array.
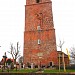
[
  {"xmin": 25, "ymin": 2, "xmax": 53, "ymax": 31},
  {"xmin": 65, "ymin": 58, "xmax": 69, "ymax": 65},
  {"xmin": 26, "ymin": 0, "xmax": 51, "ymax": 5},
  {"xmin": 24, "ymin": 0, "xmax": 58, "ymax": 66}
]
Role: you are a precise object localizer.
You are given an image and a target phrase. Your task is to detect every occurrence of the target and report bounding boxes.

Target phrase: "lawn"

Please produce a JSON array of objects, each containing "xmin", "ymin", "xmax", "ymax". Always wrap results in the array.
[
  {"xmin": 43, "ymin": 69, "xmax": 75, "ymax": 73},
  {"xmin": 9, "ymin": 69, "xmax": 38, "ymax": 73},
  {"xmin": 0, "ymin": 68, "xmax": 38, "ymax": 73},
  {"xmin": 0, "ymin": 68, "xmax": 75, "ymax": 73}
]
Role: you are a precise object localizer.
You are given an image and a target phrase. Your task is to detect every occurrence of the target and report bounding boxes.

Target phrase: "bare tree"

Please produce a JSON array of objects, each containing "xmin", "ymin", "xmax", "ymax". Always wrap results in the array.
[
  {"xmin": 57, "ymin": 40, "xmax": 65, "ymax": 71},
  {"xmin": 8, "ymin": 42, "xmax": 20, "ymax": 64},
  {"xmin": 57, "ymin": 40, "xmax": 65, "ymax": 52},
  {"xmin": 18, "ymin": 56, "xmax": 23, "ymax": 64},
  {"xmin": 70, "ymin": 46, "xmax": 75, "ymax": 64}
]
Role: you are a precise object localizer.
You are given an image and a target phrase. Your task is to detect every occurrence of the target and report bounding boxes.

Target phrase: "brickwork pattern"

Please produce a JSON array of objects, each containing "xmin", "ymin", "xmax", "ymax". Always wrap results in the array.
[
  {"xmin": 24, "ymin": 0, "xmax": 58, "ymax": 66},
  {"xmin": 26, "ymin": 0, "xmax": 51, "ymax": 5},
  {"xmin": 25, "ymin": 2, "xmax": 53, "ymax": 31}
]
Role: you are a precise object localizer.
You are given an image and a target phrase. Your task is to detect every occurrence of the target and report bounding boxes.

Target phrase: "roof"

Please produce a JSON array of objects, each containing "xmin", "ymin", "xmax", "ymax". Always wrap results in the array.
[{"xmin": 57, "ymin": 51, "xmax": 68, "ymax": 58}]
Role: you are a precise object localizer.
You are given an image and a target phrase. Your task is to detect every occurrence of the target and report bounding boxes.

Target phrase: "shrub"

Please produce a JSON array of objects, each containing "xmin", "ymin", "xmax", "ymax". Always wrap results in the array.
[{"xmin": 66, "ymin": 64, "xmax": 75, "ymax": 70}]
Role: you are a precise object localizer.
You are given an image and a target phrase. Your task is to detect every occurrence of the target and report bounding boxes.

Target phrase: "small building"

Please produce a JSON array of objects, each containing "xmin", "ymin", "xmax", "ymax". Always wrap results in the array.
[
  {"xmin": 57, "ymin": 51, "xmax": 69, "ymax": 66},
  {"xmin": 0, "ymin": 58, "xmax": 14, "ymax": 65}
]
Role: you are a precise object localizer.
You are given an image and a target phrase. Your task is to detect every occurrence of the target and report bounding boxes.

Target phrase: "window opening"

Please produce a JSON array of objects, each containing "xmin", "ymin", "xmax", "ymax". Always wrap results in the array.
[
  {"xmin": 38, "ymin": 39, "xmax": 41, "ymax": 45},
  {"xmin": 37, "ymin": 26, "xmax": 41, "ymax": 31},
  {"xmin": 36, "ymin": 0, "xmax": 40, "ymax": 3}
]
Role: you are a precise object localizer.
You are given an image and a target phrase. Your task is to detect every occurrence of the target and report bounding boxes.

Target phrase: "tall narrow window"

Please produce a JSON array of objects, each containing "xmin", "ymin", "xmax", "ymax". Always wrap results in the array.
[
  {"xmin": 38, "ymin": 39, "xmax": 41, "ymax": 45},
  {"xmin": 37, "ymin": 26, "xmax": 41, "ymax": 31},
  {"xmin": 36, "ymin": 0, "xmax": 40, "ymax": 3}
]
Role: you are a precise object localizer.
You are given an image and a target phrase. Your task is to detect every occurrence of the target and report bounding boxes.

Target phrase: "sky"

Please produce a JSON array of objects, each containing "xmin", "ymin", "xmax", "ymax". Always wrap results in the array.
[{"xmin": 0, "ymin": 0, "xmax": 75, "ymax": 60}]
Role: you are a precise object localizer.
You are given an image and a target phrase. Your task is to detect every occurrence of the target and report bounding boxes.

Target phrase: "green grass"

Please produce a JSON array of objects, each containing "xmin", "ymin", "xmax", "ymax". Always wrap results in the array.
[
  {"xmin": 4, "ymin": 69, "xmax": 38, "ymax": 73},
  {"xmin": 0, "ymin": 69, "xmax": 75, "ymax": 73},
  {"xmin": 8, "ymin": 69, "xmax": 38, "ymax": 73},
  {"xmin": 43, "ymin": 69, "xmax": 75, "ymax": 73}
]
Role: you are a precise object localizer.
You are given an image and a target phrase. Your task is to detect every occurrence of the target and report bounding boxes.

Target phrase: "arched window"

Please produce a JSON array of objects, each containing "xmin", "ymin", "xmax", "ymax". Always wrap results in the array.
[{"xmin": 36, "ymin": 0, "xmax": 40, "ymax": 3}]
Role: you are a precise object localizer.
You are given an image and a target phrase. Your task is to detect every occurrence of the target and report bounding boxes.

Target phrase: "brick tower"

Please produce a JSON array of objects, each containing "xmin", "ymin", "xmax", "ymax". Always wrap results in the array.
[{"xmin": 24, "ymin": 0, "xmax": 58, "ymax": 67}]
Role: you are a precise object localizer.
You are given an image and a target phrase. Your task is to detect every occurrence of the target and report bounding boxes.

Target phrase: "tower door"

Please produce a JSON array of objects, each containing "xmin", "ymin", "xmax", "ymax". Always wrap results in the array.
[{"xmin": 50, "ymin": 62, "xmax": 52, "ymax": 66}]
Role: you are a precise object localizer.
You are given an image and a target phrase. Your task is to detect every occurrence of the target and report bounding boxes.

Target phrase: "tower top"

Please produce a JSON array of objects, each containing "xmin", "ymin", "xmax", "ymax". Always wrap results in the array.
[{"xmin": 26, "ymin": 0, "xmax": 51, "ymax": 5}]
